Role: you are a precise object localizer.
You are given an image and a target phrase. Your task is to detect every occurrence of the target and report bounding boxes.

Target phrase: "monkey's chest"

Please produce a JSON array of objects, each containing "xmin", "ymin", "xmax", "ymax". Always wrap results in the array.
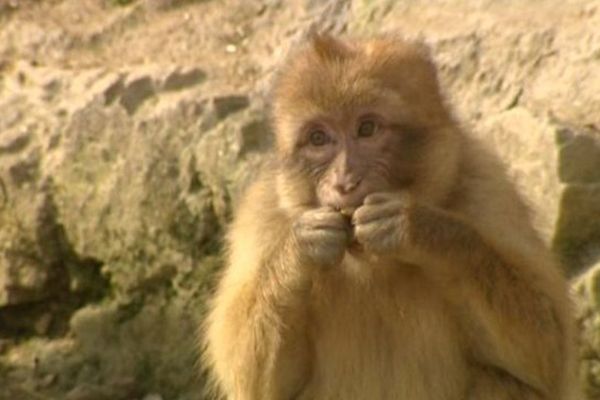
[{"xmin": 305, "ymin": 268, "xmax": 468, "ymax": 399}]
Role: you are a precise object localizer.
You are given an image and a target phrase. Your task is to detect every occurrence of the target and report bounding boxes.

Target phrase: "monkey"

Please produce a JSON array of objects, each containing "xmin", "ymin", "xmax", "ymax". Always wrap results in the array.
[{"xmin": 201, "ymin": 34, "xmax": 577, "ymax": 400}]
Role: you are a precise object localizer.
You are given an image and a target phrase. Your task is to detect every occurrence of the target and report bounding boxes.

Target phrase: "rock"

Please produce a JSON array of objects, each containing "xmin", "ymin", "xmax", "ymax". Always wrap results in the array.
[
  {"xmin": 101, "ymin": 75, "xmax": 125, "ymax": 106},
  {"xmin": 0, "ymin": 129, "xmax": 31, "ymax": 154},
  {"xmin": 0, "ymin": 250, "xmax": 51, "ymax": 306},
  {"xmin": 554, "ymin": 184, "xmax": 600, "ymax": 271},
  {"xmin": 558, "ymin": 128, "xmax": 600, "ymax": 183},
  {"xmin": 551, "ymin": 126, "xmax": 600, "ymax": 272},
  {"xmin": 574, "ymin": 261, "xmax": 600, "ymax": 397},
  {"xmin": 119, "ymin": 75, "xmax": 155, "ymax": 115},
  {"xmin": 161, "ymin": 67, "xmax": 206, "ymax": 91},
  {"xmin": 213, "ymin": 95, "xmax": 250, "ymax": 120},
  {"xmin": 8, "ymin": 153, "xmax": 40, "ymax": 187},
  {"xmin": 239, "ymin": 117, "xmax": 272, "ymax": 155}
]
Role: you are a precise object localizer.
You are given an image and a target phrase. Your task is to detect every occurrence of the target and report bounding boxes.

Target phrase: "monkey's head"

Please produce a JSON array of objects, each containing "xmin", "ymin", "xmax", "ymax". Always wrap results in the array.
[{"xmin": 272, "ymin": 34, "xmax": 462, "ymax": 213}]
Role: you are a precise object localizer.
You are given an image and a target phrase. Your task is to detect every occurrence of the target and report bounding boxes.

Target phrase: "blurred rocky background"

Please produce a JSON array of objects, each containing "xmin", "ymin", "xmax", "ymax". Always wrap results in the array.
[{"xmin": 0, "ymin": 0, "xmax": 599, "ymax": 399}]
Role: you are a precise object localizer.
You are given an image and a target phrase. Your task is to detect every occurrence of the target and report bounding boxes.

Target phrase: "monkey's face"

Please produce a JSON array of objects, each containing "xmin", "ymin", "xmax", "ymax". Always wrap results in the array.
[
  {"xmin": 290, "ymin": 107, "xmax": 423, "ymax": 211},
  {"xmin": 273, "ymin": 35, "xmax": 457, "ymax": 211}
]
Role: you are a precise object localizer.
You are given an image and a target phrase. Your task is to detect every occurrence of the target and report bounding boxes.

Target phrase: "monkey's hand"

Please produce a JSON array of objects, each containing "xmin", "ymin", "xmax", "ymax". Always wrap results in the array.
[
  {"xmin": 352, "ymin": 192, "xmax": 418, "ymax": 261},
  {"xmin": 292, "ymin": 207, "xmax": 351, "ymax": 267}
]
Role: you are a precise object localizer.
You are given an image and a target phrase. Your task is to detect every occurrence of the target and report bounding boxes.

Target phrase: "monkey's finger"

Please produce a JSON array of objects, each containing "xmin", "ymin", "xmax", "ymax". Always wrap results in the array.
[
  {"xmin": 363, "ymin": 192, "xmax": 412, "ymax": 206},
  {"xmin": 299, "ymin": 230, "xmax": 350, "ymax": 248},
  {"xmin": 305, "ymin": 229, "xmax": 349, "ymax": 241},
  {"xmin": 301, "ymin": 210, "xmax": 348, "ymax": 230},
  {"xmin": 354, "ymin": 220, "xmax": 398, "ymax": 249},
  {"xmin": 353, "ymin": 202, "xmax": 404, "ymax": 225},
  {"xmin": 296, "ymin": 220, "xmax": 350, "ymax": 236},
  {"xmin": 354, "ymin": 219, "xmax": 396, "ymax": 237},
  {"xmin": 296, "ymin": 226, "xmax": 349, "ymax": 240},
  {"xmin": 363, "ymin": 192, "xmax": 397, "ymax": 205}
]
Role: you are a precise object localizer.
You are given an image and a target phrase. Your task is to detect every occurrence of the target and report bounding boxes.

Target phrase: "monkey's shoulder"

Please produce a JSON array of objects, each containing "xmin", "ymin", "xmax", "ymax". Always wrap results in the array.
[{"xmin": 230, "ymin": 170, "xmax": 288, "ymax": 231}]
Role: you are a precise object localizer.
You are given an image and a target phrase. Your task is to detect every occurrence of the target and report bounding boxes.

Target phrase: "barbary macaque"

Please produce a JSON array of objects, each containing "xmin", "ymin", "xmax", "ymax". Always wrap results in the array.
[{"xmin": 202, "ymin": 34, "xmax": 577, "ymax": 400}]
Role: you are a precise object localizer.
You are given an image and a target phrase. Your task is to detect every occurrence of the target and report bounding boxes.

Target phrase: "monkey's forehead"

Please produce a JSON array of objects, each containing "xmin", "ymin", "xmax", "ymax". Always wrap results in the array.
[
  {"xmin": 274, "ymin": 82, "xmax": 408, "ymax": 125},
  {"xmin": 273, "ymin": 39, "xmax": 443, "ymax": 119},
  {"xmin": 275, "ymin": 59, "xmax": 385, "ymax": 108},
  {"xmin": 271, "ymin": 36, "xmax": 450, "ymax": 153}
]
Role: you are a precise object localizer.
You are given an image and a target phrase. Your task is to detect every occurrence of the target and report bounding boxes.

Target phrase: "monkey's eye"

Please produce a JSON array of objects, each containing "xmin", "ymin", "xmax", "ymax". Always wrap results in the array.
[
  {"xmin": 357, "ymin": 120, "xmax": 378, "ymax": 138},
  {"xmin": 309, "ymin": 130, "xmax": 330, "ymax": 146}
]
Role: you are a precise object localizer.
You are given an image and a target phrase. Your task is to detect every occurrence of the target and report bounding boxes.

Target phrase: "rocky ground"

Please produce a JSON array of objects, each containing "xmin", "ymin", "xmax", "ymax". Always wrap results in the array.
[{"xmin": 0, "ymin": 0, "xmax": 599, "ymax": 399}]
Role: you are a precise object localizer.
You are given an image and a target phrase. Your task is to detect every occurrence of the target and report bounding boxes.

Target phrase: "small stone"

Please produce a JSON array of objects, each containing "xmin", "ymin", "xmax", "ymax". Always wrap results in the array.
[{"xmin": 225, "ymin": 44, "xmax": 237, "ymax": 53}]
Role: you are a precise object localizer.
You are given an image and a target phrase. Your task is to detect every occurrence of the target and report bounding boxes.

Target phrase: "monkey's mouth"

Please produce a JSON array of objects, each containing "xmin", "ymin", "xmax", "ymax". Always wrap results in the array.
[
  {"xmin": 321, "ymin": 190, "xmax": 371, "ymax": 215},
  {"xmin": 318, "ymin": 182, "xmax": 378, "ymax": 213},
  {"xmin": 325, "ymin": 196, "xmax": 364, "ymax": 213}
]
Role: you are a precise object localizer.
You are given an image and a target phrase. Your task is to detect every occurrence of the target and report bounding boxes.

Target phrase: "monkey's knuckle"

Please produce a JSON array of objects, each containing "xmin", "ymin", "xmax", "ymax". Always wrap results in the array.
[{"xmin": 353, "ymin": 225, "xmax": 366, "ymax": 239}]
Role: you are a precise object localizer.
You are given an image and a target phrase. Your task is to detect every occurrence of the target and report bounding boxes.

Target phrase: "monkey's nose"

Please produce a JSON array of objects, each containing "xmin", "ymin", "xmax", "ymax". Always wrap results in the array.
[{"xmin": 335, "ymin": 178, "xmax": 362, "ymax": 194}]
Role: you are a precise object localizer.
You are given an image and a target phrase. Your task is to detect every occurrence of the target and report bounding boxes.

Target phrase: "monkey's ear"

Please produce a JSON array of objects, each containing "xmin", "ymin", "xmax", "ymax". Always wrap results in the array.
[{"xmin": 310, "ymin": 32, "xmax": 353, "ymax": 61}]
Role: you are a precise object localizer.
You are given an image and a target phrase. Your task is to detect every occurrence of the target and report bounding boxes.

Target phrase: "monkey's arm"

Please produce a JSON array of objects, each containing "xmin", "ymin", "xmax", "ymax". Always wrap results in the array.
[
  {"xmin": 203, "ymin": 176, "xmax": 348, "ymax": 400},
  {"xmin": 354, "ymin": 195, "xmax": 572, "ymax": 398},
  {"xmin": 203, "ymin": 182, "xmax": 311, "ymax": 400}
]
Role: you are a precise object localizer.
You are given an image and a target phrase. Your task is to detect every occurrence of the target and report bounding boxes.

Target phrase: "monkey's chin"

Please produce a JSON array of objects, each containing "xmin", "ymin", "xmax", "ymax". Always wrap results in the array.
[{"xmin": 347, "ymin": 240, "xmax": 364, "ymax": 255}]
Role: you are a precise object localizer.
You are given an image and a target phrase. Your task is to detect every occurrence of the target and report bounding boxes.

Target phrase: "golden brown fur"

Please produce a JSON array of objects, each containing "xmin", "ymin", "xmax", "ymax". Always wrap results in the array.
[{"xmin": 201, "ymin": 34, "xmax": 577, "ymax": 400}]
